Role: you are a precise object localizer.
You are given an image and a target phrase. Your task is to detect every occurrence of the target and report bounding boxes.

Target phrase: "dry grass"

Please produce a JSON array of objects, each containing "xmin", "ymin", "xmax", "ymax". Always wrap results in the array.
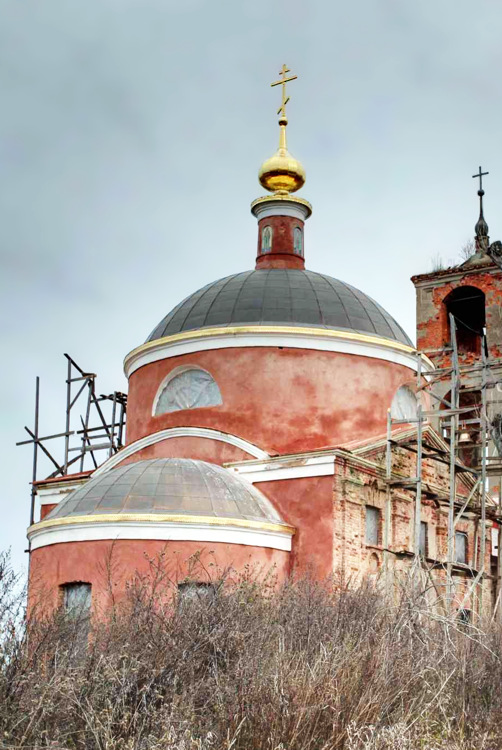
[{"xmin": 1, "ymin": 551, "xmax": 502, "ymax": 749}]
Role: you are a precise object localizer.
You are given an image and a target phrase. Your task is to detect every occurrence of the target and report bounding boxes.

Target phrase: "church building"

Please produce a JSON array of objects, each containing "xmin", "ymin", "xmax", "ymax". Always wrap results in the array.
[{"xmin": 26, "ymin": 68, "xmax": 502, "ymax": 618}]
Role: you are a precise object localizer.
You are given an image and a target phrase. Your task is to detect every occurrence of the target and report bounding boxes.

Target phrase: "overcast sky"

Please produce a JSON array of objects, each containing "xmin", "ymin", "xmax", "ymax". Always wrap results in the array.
[{"xmin": 1, "ymin": 0, "xmax": 502, "ymax": 574}]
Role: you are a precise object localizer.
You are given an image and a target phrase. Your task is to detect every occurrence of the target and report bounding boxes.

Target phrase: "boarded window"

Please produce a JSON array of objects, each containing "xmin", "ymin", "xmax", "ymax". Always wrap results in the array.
[
  {"xmin": 178, "ymin": 582, "xmax": 217, "ymax": 606},
  {"xmin": 455, "ymin": 532, "xmax": 467, "ymax": 564},
  {"xmin": 365, "ymin": 506, "xmax": 380, "ymax": 546},
  {"xmin": 391, "ymin": 386, "xmax": 418, "ymax": 421},
  {"xmin": 458, "ymin": 608, "xmax": 471, "ymax": 624},
  {"xmin": 155, "ymin": 368, "xmax": 222, "ymax": 415},
  {"xmin": 62, "ymin": 582, "xmax": 91, "ymax": 621},
  {"xmin": 419, "ymin": 521, "xmax": 428, "ymax": 557}
]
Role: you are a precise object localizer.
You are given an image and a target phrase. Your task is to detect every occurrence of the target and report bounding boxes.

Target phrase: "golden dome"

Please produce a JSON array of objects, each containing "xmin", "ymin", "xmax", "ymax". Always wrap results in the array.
[{"xmin": 259, "ymin": 118, "xmax": 305, "ymax": 194}]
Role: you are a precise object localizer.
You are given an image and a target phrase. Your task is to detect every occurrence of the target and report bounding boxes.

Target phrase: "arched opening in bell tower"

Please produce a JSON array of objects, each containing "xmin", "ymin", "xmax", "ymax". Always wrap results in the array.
[{"xmin": 444, "ymin": 286, "xmax": 485, "ymax": 354}]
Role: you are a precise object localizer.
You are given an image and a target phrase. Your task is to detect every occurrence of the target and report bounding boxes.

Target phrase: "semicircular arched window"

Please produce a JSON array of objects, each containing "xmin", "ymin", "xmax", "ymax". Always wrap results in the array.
[
  {"xmin": 154, "ymin": 368, "xmax": 222, "ymax": 415},
  {"xmin": 391, "ymin": 385, "xmax": 418, "ymax": 421}
]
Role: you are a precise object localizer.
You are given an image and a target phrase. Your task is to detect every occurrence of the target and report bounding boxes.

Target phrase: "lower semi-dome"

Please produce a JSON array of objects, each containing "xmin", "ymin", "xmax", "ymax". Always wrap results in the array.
[
  {"xmin": 44, "ymin": 458, "xmax": 283, "ymax": 525},
  {"xmin": 146, "ymin": 269, "xmax": 412, "ymax": 346}
]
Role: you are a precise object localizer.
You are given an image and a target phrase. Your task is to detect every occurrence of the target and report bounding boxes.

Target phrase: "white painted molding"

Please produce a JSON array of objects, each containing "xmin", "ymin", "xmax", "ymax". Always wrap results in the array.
[
  {"xmin": 28, "ymin": 520, "xmax": 292, "ymax": 552},
  {"xmin": 251, "ymin": 200, "xmax": 311, "ymax": 221},
  {"xmin": 228, "ymin": 454, "xmax": 335, "ymax": 483},
  {"xmin": 37, "ymin": 479, "xmax": 87, "ymax": 506},
  {"xmin": 125, "ymin": 328, "xmax": 427, "ymax": 378},
  {"xmin": 93, "ymin": 427, "xmax": 270, "ymax": 477}
]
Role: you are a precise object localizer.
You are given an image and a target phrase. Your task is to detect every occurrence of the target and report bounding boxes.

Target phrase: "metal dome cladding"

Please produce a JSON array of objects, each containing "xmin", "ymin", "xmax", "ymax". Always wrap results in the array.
[{"xmin": 146, "ymin": 269, "xmax": 412, "ymax": 346}]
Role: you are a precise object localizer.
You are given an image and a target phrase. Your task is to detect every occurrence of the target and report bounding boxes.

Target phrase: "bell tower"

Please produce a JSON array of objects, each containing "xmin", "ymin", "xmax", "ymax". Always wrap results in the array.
[
  {"xmin": 411, "ymin": 167, "xmax": 502, "ymax": 483},
  {"xmin": 412, "ymin": 167, "xmax": 502, "ymax": 364}
]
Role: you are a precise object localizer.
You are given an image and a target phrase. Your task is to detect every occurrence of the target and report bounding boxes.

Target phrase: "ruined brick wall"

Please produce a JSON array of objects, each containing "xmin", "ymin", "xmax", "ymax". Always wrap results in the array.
[
  {"xmin": 333, "ymin": 443, "xmax": 494, "ymax": 616},
  {"xmin": 412, "ymin": 266, "xmax": 502, "ymax": 367}
]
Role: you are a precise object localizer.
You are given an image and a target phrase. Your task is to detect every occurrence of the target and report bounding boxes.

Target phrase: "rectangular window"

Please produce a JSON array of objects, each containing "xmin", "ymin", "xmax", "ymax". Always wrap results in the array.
[
  {"xmin": 419, "ymin": 521, "xmax": 428, "ymax": 557},
  {"xmin": 365, "ymin": 506, "xmax": 380, "ymax": 546},
  {"xmin": 455, "ymin": 532, "xmax": 468, "ymax": 564},
  {"xmin": 62, "ymin": 582, "xmax": 92, "ymax": 621}
]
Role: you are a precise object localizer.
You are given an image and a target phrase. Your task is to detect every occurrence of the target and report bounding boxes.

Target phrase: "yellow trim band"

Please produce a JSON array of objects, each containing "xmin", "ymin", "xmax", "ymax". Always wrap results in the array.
[
  {"xmin": 28, "ymin": 513, "xmax": 296, "ymax": 537},
  {"xmin": 124, "ymin": 324, "xmax": 418, "ymax": 374}
]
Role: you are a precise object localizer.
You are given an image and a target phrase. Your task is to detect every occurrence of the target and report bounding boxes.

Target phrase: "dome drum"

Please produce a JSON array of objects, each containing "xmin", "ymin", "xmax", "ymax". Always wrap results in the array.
[{"xmin": 256, "ymin": 216, "xmax": 305, "ymax": 270}]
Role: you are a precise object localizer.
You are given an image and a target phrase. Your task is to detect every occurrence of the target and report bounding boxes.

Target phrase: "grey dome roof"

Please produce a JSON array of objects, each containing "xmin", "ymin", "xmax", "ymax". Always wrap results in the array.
[
  {"xmin": 46, "ymin": 458, "xmax": 282, "ymax": 524},
  {"xmin": 147, "ymin": 269, "xmax": 412, "ymax": 347}
]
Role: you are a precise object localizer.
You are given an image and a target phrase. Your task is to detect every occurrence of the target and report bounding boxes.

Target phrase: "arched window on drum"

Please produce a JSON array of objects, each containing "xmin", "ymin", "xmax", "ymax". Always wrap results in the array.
[
  {"xmin": 261, "ymin": 226, "xmax": 272, "ymax": 254},
  {"xmin": 154, "ymin": 367, "xmax": 222, "ymax": 415},
  {"xmin": 391, "ymin": 385, "xmax": 418, "ymax": 421},
  {"xmin": 294, "ymin": 227, "xmax": 303, "ymax": 256}
]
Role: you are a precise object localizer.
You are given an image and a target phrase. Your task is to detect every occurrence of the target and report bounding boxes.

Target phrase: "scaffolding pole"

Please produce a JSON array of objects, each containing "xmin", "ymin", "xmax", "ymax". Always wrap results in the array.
[
  {"xmin": 384, "ymin": 409, "xmax": 392, "ymax": 577},
  {"xmin": 17, "ymin": 354, "xmax": 127, "ymax": 538},
  {"xmin": 385, "ymin": 313, "xmax": 501, "ymax": 619},
  {"xmin": 478, "ymin": 338, "xmax": 489, "ymax": 613},
  {"xmin": 414, "ymin": 404, "xmax": 423, "ymax": 556},
  {"xmin": 447, "ymin": 314, "xmax": 460, "ymax": 611}
]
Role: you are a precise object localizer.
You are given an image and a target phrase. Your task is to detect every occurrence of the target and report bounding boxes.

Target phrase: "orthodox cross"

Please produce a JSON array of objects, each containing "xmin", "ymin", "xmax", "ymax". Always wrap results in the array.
[
  {"xmin": 271, "ymin": 64, "xmax": 297, "ymax": 118},
  {"xmin": 472, "ymin": 166, "xmax": 489, "ymax": 193},
  {"xmin": 472, "ymin": 166, "xmax": 490, "ymax": 243}
]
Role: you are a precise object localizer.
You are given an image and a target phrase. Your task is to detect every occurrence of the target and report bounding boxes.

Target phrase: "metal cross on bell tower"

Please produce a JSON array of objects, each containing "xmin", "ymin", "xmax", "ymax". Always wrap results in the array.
[
  {"xmin": 473, "ymin": 165, "xmax": 489, "ymax": 193},
  {"xmin": 472, "ymin": 165, "xmax": 490, "ymax": 247}
]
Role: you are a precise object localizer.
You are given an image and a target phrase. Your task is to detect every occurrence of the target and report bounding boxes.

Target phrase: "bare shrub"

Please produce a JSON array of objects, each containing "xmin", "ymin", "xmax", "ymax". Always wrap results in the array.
[
  {"xmin": 460, "ymin": 239, "xmax": 476, "ymax": 262},
  {"xmin": 1, "ymin": 551, "xmax": 502, "ymax": 749},
  {"xmin": 430, "ymin": 254, "xmax": 446, "ymax": 272}
]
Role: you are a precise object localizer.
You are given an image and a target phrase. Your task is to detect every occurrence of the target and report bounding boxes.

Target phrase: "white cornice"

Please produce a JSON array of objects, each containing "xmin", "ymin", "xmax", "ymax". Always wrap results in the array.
[
  {"xmin": 36, "ymin": 479, "xmax": 87, "ymax": 506},
  {"xmin": 251, "ymin": 199, "xmax": 311, "ymax": 221},
  {"xmin": 93, "ymin": 427, "xmax": 270, "ymax": 477},
  {"xmin": 227, "ymin": 454, "xmax": 335, "ymax": 483},
  {"xmin": 413, "ymin": 264, "xmax": 500, "ymax": 288},
  {"xmin": 28, "ymin": 518, "xmax": 293, "ymax": 552},
  {"xmin": 124, "ymin": 326, "xmax": 427, "ymax": 378}
]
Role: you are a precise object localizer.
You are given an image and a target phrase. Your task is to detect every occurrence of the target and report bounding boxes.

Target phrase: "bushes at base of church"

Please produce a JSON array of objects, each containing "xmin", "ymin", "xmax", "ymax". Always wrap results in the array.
[{"xmin": 1, "ymin": 551, "xmax": 502, "ymax": 750}]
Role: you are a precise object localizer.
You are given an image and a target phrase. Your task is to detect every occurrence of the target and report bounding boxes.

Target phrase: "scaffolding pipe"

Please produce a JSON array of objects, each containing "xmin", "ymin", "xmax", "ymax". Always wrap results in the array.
[
  {"xmin": 64, "ymin": 357, "xmax": 71, "ymax": 475},
  {"xmin": 414, "ymin": 404, "xmax": 423, "ymax": 556},
  {"xmin": 80, "ymin": 381, "xmax": 93, "ymax": 473},
  {"xmin": 479, "ymin": 336, "xmax": 489, "ymax": 613},
  {"xmin": 447, "ymin": 314, "xmax": 459, "ymax": 612},
  {"xmin": 109, "ymin": 392, "xmax": 117, "ymax": 458},
  {"xmin": 384, "ymin": 409, "xmax": 392, "ymax": 575}
]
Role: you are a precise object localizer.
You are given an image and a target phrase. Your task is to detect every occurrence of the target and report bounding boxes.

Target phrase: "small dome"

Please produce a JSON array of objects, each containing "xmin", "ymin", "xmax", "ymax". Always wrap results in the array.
[
  {"xmin": 46, "ymin": 458, "xmax": 282, "ymax": 524},
  {"xmin": 259, "ymin": 148, "xmax": 305, "ymax": 194},
  {"xmin": 147, "ymin": 269, "xmax": 412, "ymax": 346}
]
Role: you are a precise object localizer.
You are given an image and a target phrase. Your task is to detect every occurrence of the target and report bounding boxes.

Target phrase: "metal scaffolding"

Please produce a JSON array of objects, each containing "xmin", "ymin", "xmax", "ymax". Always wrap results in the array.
[
  {"xmin": 17, "ymin": 354, "xmax": 127, "ymax": 532},
  {"xmin": 385, "ymin": 314, "xmax": 502, "ymax": 617}
]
